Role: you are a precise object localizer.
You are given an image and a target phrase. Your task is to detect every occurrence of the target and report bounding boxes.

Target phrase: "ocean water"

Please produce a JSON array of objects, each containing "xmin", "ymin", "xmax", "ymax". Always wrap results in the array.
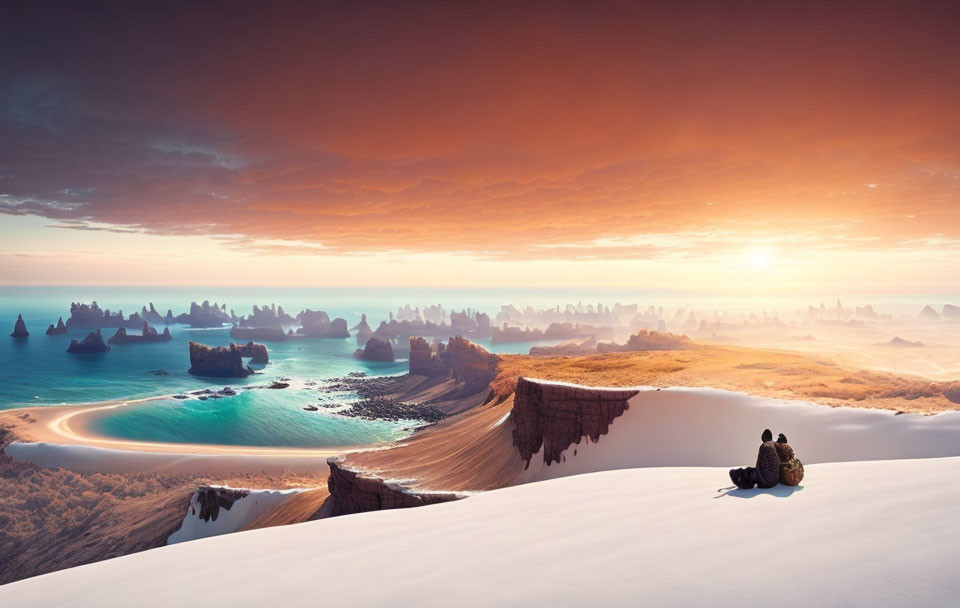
[
  {"xmin": 0, "ymin": 287, "xmax": 574, "ymax": 448},
  {"xmin": 2, "ymin": 286, "xmax": 952, "ymax": 449}
]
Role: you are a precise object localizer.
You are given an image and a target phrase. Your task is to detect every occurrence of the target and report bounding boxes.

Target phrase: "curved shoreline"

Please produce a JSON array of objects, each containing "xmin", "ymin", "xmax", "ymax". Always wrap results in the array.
[{"xmin": 1, "ymin": 396, "xmax": 381, "ymax": 461}]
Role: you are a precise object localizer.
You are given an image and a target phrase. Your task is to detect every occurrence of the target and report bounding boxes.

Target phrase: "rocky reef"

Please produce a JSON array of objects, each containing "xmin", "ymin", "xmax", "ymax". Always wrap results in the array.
[
  {"xmin": 355, "ymin": 337, "xmax": 394, "ymax": 362},
  {"xmin": 108, "ymin": 322, "xmax": 172, "ymax": 344},
  {"xmin": 45, "ymin": 317, "xmax": 67, "ymax": 335},
  {"xmin": 66, "ymin": 330, "xmax": 110, "ymax": 354},
  {"xmin": 10, "ymin": 314, "xmax": 29, "ymax": 338},
  {"xmin": 408, "ymin": 337, "xmax": 449, "ymax": 377},
  {"xmin": 325, "ymin": 458, "xmax": 460, "ymax": 516},
  {"xmin": 510, "ymin": 377, "xmax": 639, "ymax": 467},
  {"xmin": 187, "ymin": 342, "xmax": 253, "ymax": 377},
  {"xmin": 236, "ymin": 341, "xmax": 269, "ymax": 363}
]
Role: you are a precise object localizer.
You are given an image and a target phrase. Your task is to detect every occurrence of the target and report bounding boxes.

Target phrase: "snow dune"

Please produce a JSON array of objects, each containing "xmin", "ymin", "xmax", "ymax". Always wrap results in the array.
[
  {"xmin": 5, "ymin": 457, "xmax": 959, "ymax": 607},
  {"xmin": 518, "ymin": 386, "xmax": 960, "ymax": 483}
]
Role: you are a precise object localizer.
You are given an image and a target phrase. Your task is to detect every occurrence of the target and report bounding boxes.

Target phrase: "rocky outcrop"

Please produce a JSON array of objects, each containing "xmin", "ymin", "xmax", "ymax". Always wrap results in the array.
[
  {"xmin": 10, "ymin": 314, "xmax": 28, "ymax": 338},
  {"xmin": 352, "ymin": 314, "xmax": 375, "ymax": 346},
  {"xmin": 325, "ymin": 458, "xmax": 460, "ymax": 516},
  {"xmin": 326, "ymin": 318, "xmax": 349, "ymax": 338},
  {"xmin": 943, "ymin": 304, "xmax": 960, "ymax": 320},
  {"xmin": 355, "ymin": 337, "xmax": 394, "ymax": 362},
  {"xmin": 919, "ymin": 305, "xmax": 941, "ymax": 320},
  {"xmin": 408, "ymin": 337, "xmax": 449, "ymax": 377},
  {"xmin": 491, "ymin": 324, "xmax": 544, "ymax": 343},
  {"xmin": 141, "ymin": 303, "xmax": 164, "ymax": 324},
  {"xmin": 65, "ymin": 301, "xmax": 133, "ymax": 329},
  {"xmin": 108, "ymin": 322, "xmax": 172, "ymax": 344},
  {"xmin": 296, "ymin": 309, "xmax": 331, "ymax": 337},
  {"xmin": 440, "ymin": 337, "xmax": 499, "ymax": 393},
  {"xmin": 510, "ymin": 377, "xmax": 639, "ymax": 468},
  {"xmin": 529, "ymin": 336, "xmax": 597, "ymax": 357},
  {"xmin": 45, "ymin": 317, "xmax": 67, "ymax": 335},
  {"xmin": 174, "ymin": 301, "xmax": 230, "ymax": 328},
  {"xmin": 66, "ymin": 330, "xmax": 110, "ymax": 353},
  {"xmin": 596, "ymin": 330, "xmax": 692, "ymax": 353},
  {"xmin": 236, "ymin": 341, "xmax": 269, "ymax": 363},
  {"xmin": 230, "ymin": 325, "xmax": 288, "ymax": 342},
  {"xmin": 193, "ymin": 486, "xmax": 250, "ymax": 522},
  {"xmin": 187, "ymin": 342, "xmax": 253, "ymax": 377}
]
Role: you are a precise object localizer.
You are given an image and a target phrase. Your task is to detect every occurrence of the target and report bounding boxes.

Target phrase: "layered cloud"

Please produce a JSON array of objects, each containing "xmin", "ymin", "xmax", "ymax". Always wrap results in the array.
[{"xmin": 1, "ymin": 1, "xmax": 959, "ymax": 268}]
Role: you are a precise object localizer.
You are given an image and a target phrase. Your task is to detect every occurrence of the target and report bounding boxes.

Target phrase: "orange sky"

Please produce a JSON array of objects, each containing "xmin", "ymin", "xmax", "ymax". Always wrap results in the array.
[{"xmin": 1, "ymin": 1, "xmax": 958, "ymax": 290}]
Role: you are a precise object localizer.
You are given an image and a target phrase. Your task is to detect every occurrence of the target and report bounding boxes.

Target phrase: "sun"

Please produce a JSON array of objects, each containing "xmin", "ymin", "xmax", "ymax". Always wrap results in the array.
[{"xmin": 747, "ymin": 247, "xmax": 773, "ymax": 270}]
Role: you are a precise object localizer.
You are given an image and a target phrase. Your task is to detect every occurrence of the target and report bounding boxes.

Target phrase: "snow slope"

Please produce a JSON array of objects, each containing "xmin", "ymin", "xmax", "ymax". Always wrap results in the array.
[
  {"xmin": 5, "ymin": 457, "xmax": 959, "ymax": 607},
  {"xmin": 518, "ymin": 386, "xmax": 960, "ymax": 483}
]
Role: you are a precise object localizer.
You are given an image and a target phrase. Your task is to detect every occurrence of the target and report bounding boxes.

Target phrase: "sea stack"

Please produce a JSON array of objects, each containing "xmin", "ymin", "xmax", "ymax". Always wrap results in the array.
[
  {"xmin": 66, "ymin": 330, "xmax": 110, "ymax": 353},
  {"xmin": 46, "ymin": 317, "xmax": 67, "ymax": 335},
  {"xmin": 188, "ymin": 342, "xmax": 254, "ymax": 378},
  {"xmin": 10, "ymin": 314, "xmax": 29, "ymax": 338},
  {"xmin": 236, "ymin": 341, "xmax": 269, "ymax": 364},
  {"xmin": 352, "ymin": 314, "xmax": 375, "ymax": 346},
  {"xmin": 355, "ymin": 337, "xmax": 394, "ymax": 362}
]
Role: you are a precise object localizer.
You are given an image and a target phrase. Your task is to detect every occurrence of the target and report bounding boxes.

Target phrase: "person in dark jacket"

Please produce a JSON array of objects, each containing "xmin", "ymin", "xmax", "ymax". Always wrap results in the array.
[{"xmin": 729, "ymin": 429, "xmax": 781, "ymax": 489}]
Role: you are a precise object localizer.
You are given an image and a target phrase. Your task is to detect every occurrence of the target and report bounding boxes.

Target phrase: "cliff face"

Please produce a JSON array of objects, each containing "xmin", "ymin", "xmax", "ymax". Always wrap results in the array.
[
  {"xmin": 66, "ymin": 330, "xmax": 110, "ymax": 353},
  {"xmin": 441, "ymin": 336, "xmax": 499, "ymax": 393},
  {"xmin": 355, "ymin": 337, "xmax": 394, "ymax": 362},
  {"xmin": 187, "ymin": 342, "xmax": 253, "ymax": 377},
  {"xmin": 408, "ymin": 337, "xmax": 449, "ymax": 377},
  {"xmin": 510, "ymin": 377, "xmax": 639, "ymax": 468},
  {"xmin": 236, "ymin": 341, "xmax": 269, "ymax": 363},
  {"xmin": 325, "ymin": 459, "xmax": 460, "ymax": 516},
  {"xmin": 10, "ymin": 314, "xmax": 29, "ymax": 338}
]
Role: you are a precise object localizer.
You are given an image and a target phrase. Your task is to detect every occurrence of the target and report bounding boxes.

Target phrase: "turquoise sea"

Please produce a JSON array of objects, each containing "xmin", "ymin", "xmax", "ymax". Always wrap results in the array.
[
  {"xmin": 0, "ymin": 287, "xmax": 582, "ymax": 448},
  {"xmin": 2, "ymin": 287, "xmax": 951, "ymax": 449}
]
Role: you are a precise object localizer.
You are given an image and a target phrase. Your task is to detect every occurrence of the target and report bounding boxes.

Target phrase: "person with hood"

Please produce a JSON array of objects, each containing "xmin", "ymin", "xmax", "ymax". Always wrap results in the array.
[{"xmin": 729, "ymin": 429, "xmax": 781, "ymax": 489}]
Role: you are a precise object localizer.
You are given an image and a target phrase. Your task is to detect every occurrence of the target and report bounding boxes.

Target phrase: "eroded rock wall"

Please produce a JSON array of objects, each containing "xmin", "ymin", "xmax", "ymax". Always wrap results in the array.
[
  {"xmin": 510, "ymin": 377, "xmax": 639, "ymax": 468},
  {"xmin": 325, "ymin": 458, "xmax": 460, "ymax": 516},
  {"xmin": 441, "ymin": 336, "xmax": 499, "ymax": 393}
]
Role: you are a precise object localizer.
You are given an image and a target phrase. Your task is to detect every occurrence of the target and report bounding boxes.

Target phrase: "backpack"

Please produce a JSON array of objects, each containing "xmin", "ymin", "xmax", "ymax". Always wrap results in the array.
[{"xmin": 780, "ymin": 458, "xmax": 804, "ymax": 486}]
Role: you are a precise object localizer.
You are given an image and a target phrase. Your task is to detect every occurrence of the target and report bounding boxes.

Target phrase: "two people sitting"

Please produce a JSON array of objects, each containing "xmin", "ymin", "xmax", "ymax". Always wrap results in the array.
[{"xmin": 729, "ymin": 429, "xmax": 804, "ymax": 490}]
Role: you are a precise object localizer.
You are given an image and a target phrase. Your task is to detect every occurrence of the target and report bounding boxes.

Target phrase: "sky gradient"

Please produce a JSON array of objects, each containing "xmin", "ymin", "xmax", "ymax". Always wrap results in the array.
[{"xmin": 1, "ymin": 1, "xmax": 959, "ymax": 291}]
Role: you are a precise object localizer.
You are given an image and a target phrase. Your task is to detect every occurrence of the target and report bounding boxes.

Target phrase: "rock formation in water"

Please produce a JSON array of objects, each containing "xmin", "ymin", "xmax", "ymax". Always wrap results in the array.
[
  {"xmin": 296, "ymin": 309, "xmax": 331, "ymax": 337},
  {"xmin": 45, "ymin": 317, "xmax": 67, "ymax": 335},
  {"xmin": 108, "ymin": 322, "xmax": 172, "ymax": 344},
  {"xmin": 440, "ymin": 336, "xmax": 499, "ymax": 393},
  {"xmin": 10, "ymin": 314, "xmax": 29, "ymax": 338},
  {"xmin": 919, "ymin": 305, "xmax": 941, "ymax": 320},
  {"xmin": 408, "ymin": 337, "xmax": 450, "ymax": 377},
  {"xmin": 66, "ymin": 330, "xmax": 110, "ymax": 353},
  {"xmin": 173, "ymin": 301, "xmax": 231, "ymax": 328},
  {"xmin": 596, "ymin": 330, "xmax": 692, "ymax": 353},
  {"xmin": 351, "ymin": 314, "xmax": 375, "ymax": 346},
  {"xmin": 236, "ymin": 341, "xmax": 269, "ymax": 363},
  {"xmin": 326, "ymin": 318, "xmax": 350, "ymax": 338},
  {"xmin": 510, "ymin": 377, "xmax": 639, "ymax": 467},
  {"xmin": 325, "ymin": 458, "xmax": 460, "ymax": 516},
  {"xmin": 355, "ymin": 337, "xmax": 394, "ymax": 362},
  {"xmin": 229, "ymin": 325, "xmax": 288, "ymax": 341},
  {"xmin": 491, "ymin": 323, "xmax": 545, "ymax": 343},
  {"xmin": 65, "ymin": 301, "xmax": 134, "ymax": 329},
  {"xmin": 141, "ymin": 303, "xmax": 164, "ymax": 324},
  {"xmin": 187, "ymin": 342, "xmax": 253, "ymax": 377}
]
